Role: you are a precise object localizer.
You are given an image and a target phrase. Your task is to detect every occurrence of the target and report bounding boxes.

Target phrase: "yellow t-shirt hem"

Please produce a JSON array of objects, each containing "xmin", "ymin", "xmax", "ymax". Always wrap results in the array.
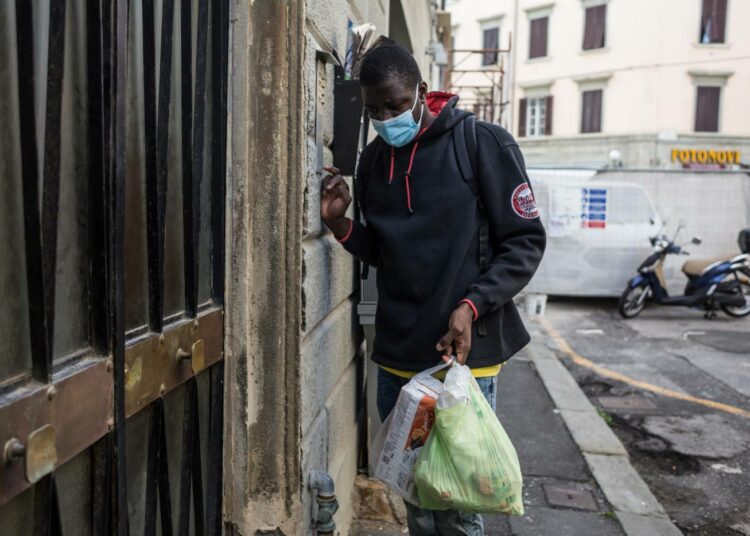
[{"xmin": 379, "ymin": 363, "xmax": 502, "ymax": 380}]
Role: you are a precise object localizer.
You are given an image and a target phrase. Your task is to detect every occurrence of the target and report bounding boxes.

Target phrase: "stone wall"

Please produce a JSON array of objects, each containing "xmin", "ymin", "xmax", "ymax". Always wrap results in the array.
[
  {"xmin": 225, "ymin": 1, "xmax": 434, "ymax": 533},
  {"xmin": 300, "ymin": 2, "xmax": 387, "ymax": 534}
]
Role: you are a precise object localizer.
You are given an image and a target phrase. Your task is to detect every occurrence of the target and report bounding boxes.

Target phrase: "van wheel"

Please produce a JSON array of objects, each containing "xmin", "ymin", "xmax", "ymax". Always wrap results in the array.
[
  {"xmin": 721, "ymin": 282, "xmax": 750, "ymax": 317},
  {"xmin": 619, "ymin": 284, "xmax": 649, "ymax": 318}
]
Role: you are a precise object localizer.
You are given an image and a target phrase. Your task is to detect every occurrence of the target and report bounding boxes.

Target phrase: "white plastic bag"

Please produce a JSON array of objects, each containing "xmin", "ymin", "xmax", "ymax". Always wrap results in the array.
[{"xmin": 370, "ymin": 361, "xmax": 450, "ymax": 505}]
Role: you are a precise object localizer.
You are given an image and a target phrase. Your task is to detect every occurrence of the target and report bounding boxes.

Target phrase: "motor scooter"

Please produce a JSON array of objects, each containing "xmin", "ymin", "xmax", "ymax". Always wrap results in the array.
[{"xmin": 619, "ymin": 227, "xmax": 750, "ymax": 318}]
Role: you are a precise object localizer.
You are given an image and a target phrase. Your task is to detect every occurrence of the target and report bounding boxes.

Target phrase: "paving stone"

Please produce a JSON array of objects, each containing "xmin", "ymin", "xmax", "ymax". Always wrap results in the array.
[
  {"xmin": 509, "ymin": 506, "xmax": 625, "ymax": 536},
  {"xmin": 497, "ymin": 360, "xmax": 591, "ymax": 481},
  {"xmin": 559, "ymin": 408, "xmax": 628, "ymax": 456},
  {"xmin": 598, "ymin": 396, "xmax": 657, "ymax": 411},
  {"xmin": 641, "ymin": 414, "xmax": 748, "ymax": 459},
  {"xmin": 584, "ymin": 453, "xmax": 666, "ymax": 517},
  {"xmin": 616, "ymin": 512, "xmax": 684, "ymax": 536},
  {"xmin": 531, "ymin": 356, "xmax": 598, "ymax": 413},
  {"xmin": 543, "ymin": 484, "xmax": 599, "ymax": 511}
]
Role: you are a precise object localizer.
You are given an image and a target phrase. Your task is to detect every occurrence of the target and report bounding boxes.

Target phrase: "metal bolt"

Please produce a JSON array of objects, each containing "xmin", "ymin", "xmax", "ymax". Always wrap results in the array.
[
  {"xmin": 106, "ymin": 418, "xmax": 115, "ymax": 431},
  {"xmin": 159, "ymin": 334, "xmax": 165, "ymax": 345},
  {"xmin": 159, "ymin": 383, "xmax": 167, "ymax": 396},
  {"xmin": 106, "ymin": 360, "xmax": 113, "ymax": 372},
  {"xmin": 124, "ymin": 365, "xmax": 129, "ymax": 375},
  {"xmin": 4, "ymin": 438, "xmax": 25, "ymax": 464},
  {"xmin": 176, "ymin": 348, "xmax": 192, "ymax": 361},
  {"xmin": 193, "ymin": 320, "xmax": 199, "ymax": 331},
  {"xmin": 46, "ymin": 386, "xmax": 57, "ymax": 401}
]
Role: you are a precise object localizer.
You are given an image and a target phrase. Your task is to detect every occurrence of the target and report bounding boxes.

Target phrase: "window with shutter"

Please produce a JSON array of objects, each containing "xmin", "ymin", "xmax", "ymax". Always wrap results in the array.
[
  {"xmin": 544, "ymin": 95, "xmax": 554, "ymax": 135},
  {"xmin": 482, "ymin": 26, "xmax": 499, "ymax": 66},
  {"xmin": 695, "ymin": 86, "xmax": 721, "ymax": 132},
  {"xmin": 518, "ymin": 98, "xmax": 528, "ymax": 137},
  {"xmin": 581, "ymin": 89, "xmax": 603, "ymax": 133},
  {"xmin": 583, "ymin": 4, "xmax": 606, "ymax": 50},
  {"xmin": 529, "ymin": 17, "xmax": 548, "ymax": 59},
  {"xmin": 523, "ymin": 97, "xmax": 552, "ymax": 137},
  {"xmin": 700, "ymin": 0, "xmax": 727, "ymax": 43}
]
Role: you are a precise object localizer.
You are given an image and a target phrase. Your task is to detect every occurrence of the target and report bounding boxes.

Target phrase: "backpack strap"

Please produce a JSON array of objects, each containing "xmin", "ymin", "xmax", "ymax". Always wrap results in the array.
[{"xmin": 453, "ymin": 114, "xmax": 489, "ymax": 335}]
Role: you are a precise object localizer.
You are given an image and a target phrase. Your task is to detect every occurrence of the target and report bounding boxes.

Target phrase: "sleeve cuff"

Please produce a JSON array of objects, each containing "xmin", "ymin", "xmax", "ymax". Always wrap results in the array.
[
  {"xmin": 458, "ymin": 299, "xmax": 479, "ymax": 321},
  {"xmin": 336, "ymin": 218, "xmax": 354, "ymax": 244}
]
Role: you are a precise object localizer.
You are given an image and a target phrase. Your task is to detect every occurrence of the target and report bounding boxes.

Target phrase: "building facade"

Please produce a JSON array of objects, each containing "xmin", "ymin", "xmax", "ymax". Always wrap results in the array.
[{"xmin": 446, "ymin": 0, "xmax": 750, "ymax": 168}]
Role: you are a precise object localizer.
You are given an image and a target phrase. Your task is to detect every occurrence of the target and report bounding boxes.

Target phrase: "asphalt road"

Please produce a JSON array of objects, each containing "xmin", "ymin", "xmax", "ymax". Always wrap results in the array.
[{"xmin": 541, "ymin": 298, "xmax": 750, "ymax": 536}]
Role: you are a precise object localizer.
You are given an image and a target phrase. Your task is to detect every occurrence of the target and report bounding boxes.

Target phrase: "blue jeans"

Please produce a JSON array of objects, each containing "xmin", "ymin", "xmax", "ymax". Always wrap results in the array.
[{"xmin": 376, "ymin": 368, "xmax": 498, "ymax": 536}]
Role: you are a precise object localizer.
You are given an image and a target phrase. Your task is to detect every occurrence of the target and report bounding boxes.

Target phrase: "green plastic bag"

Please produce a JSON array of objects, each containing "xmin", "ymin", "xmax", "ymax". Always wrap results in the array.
[{"xmin": 413, "ymin": 364, "xmax": 524, "ymax": 514}]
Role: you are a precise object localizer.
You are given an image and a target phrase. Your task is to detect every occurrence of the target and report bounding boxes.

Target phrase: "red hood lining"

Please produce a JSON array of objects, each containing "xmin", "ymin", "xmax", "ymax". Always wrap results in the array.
[{"xmin": 426, "ymin": 91, "xmax": 458, "ymax": 115}]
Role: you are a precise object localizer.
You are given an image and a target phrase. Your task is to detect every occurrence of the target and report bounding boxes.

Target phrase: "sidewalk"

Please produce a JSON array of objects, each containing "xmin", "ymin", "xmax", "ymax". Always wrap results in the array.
[{"xmin": 351, "ymin": 320, "xmax": 682, "ymax": 536}]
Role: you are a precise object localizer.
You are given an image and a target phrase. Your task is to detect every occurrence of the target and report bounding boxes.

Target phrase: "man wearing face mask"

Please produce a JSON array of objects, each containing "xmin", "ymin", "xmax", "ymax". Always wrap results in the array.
[{"xmin": 321, "ymin": 43, "xmax": 545, "ymax": 535}]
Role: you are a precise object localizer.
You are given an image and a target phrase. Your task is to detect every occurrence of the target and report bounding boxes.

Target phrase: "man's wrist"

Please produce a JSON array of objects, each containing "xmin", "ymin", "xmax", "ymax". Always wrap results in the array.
[
  {"xmin": 458, "ymin": 299, "xmax": 479, "ymax": 321},
  {"xmin": 325, "ymin": 217, "xmax": 351, "ymax": 240},
  {"xmin": 457, "ymin": 302, "xmax": 475, "ymax": 320}
]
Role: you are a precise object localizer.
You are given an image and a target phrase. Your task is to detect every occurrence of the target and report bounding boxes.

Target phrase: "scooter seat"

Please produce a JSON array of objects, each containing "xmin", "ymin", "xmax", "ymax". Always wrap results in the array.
[{"xmin": 682, "ymin": 255, "xmax": 734, "ymax": 277}]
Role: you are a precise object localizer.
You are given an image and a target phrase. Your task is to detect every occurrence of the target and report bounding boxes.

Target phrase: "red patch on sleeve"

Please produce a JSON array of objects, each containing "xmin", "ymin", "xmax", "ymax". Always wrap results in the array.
[{"xmin": 511, "ymin": 183, "xmax": 539, "ymax": 219}]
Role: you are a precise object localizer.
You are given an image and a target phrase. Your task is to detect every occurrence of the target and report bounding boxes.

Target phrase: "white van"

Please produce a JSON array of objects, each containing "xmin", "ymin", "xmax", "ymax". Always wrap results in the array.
[{"xmin": 527, "ymin": 170, "xmax": 662, "ymax": 297}]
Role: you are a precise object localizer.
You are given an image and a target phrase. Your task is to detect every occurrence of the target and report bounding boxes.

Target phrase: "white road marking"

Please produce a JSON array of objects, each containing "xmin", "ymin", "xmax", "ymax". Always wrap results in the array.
[
  {"xmin": 710, "ymin": 463, "xmax": 743, "ymax": 475},
  {"xmin": 576, "ymin": 329, "xmax": 604, "ymax": 335},
  {"xmin": 682, "ymin": 330, "xmax": 706, "ymax": 340}
]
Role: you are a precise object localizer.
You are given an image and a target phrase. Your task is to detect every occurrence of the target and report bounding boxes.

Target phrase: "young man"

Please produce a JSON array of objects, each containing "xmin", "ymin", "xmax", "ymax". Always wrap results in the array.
[{"xmin": 321, "ymin": 44, "xmax": 545, "ymax": 535}]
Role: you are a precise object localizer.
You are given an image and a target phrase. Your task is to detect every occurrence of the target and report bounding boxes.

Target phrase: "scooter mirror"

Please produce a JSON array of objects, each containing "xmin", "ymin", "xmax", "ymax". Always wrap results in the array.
[{"xmin": 692, "ymin": 236, "xmax": 702, "ymax": 245}]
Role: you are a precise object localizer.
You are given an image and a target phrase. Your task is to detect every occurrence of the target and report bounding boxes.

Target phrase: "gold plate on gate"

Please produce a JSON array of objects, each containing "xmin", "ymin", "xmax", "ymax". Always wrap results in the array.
[
  {"xmin": 191, "ymin": 339, "xmax": 205, "ymax": 374},
  {"xmin": 25, "ymin": 425, "xmax": 57, "ymax": 484},
  {"xmin": 123, "ymin": 308, "xmax": 223, "ymax": 417}
]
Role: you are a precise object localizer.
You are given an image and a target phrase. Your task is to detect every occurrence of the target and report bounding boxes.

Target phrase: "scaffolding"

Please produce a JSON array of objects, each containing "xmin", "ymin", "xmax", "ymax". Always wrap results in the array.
[{"xmin": 436, "ymin": 11, "xmax": 511, "ymax": 125}]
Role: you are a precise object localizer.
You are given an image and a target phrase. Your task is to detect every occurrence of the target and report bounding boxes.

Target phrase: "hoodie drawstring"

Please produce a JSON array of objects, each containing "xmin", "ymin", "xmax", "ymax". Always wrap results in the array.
[{"xmin": 387, "ymin": 127, "xmax": 428, "ymax": 214}]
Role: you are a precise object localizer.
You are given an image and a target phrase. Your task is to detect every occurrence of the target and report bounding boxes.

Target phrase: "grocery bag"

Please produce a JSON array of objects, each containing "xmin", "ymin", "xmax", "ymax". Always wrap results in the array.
[
  {"xmin": 370, "ymin": 361, "xmax": 451, "ymax": 505},
  {"xmin": 413, "ymin": 364, "xmax": 524, "ymax": 514}
]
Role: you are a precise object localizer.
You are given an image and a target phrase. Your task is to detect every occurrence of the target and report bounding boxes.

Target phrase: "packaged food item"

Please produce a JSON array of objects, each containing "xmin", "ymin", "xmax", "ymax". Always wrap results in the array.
[
  {"xmin": 413, "ymin": 364, "xmax": 524, "ymax": 515},
  {"xmin": 371, "ymin": 362, "xmax": 449, "ymax": 505}
]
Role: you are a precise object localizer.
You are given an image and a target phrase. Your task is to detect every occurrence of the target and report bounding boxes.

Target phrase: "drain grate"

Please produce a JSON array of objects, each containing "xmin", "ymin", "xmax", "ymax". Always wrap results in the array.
[
  {"xmin": 598, "ymin": 396, "xmax": 656, "ymax": 411},
  {"xmin": 543, "ymin": 485, "xmax": 598, "ymax": 511}
]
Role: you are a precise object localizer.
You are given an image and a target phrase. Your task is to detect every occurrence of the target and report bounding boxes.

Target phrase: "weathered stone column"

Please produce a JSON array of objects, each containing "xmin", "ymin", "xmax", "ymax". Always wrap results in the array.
[{"xmin": 223, "ymin": 1, "xmax": 306, "ymax": 533}]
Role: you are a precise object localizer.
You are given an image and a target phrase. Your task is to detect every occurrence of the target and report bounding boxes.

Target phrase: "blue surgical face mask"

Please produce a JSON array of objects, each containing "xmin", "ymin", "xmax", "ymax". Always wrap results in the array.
[{"xmin": 371, "ymin": 85, "xmax": 424, "ymax": 148}]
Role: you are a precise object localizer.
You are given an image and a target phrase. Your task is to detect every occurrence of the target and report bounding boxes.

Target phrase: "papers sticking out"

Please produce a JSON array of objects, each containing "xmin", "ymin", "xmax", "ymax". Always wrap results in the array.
[{"xmin": 350, "ymin": 23, "xmax": 389, "ymax": 79}]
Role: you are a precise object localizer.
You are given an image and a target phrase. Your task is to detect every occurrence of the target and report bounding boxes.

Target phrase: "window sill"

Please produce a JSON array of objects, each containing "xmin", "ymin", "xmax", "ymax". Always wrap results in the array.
[
  {"xmin": 520, "ymin": 134, "xmax": 554, "ymax": 140},
  {"xmin": 526, "ymin": 55, "xmax": 552, "ymax": 64},
  {"xmin": 693, "ymin": 42, "xmax": 731, "ymax": 50},
  {"xmin": 579, "ymin": 46, "xmax": 609, "ymax": 55}
]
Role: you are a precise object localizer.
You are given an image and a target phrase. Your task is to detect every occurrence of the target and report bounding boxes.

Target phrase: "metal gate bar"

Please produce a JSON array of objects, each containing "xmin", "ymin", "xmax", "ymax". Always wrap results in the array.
[
  {"xmin": 16, "ymin": 0, "xmax": 50, "ymax": 383},
  {"xmin": 109, "ymin": 0, "xmax": 129, "ymax": 533},
  {"xmin": 210, "ymin": 0, "xmax": 229, "ymax": 304}
]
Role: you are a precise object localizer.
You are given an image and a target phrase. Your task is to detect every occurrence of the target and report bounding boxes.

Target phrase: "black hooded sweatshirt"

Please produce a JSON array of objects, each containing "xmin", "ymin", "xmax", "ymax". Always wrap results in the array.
[{"xmin": 338, "ymin": 92, "xmax": 546, "ymax": 371}]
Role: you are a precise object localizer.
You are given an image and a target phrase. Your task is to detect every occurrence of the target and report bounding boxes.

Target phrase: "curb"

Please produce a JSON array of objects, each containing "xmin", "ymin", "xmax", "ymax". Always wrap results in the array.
[{"xmin": 527, "ymin": 332, "xmax": 684, "ymax": 536}]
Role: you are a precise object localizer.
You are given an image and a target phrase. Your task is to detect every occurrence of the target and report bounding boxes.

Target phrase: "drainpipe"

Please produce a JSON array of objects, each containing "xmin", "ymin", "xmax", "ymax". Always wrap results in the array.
[
  {"xmin": 309, "ymin": 470, "xmax": 339, "ymax": 535},
  {"xmin": 510, "ymin": 0, "xmax": 519, "ymax": 131}
]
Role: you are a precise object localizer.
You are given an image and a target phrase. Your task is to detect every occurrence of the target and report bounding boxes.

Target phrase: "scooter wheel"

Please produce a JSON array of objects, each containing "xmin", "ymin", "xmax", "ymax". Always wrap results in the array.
[
  {"xmin": 721, "ymin": 281, "xmax": 750, "ymax": 317},
  {"xmin": 618, "ymin": 284, "xmax": 648, "ymax": 318}
]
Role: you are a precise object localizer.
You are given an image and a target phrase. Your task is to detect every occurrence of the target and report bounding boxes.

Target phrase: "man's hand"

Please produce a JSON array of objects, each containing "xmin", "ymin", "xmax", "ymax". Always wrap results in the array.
[
  {"xmin": 436, "ymin": 303, "xmax": 474, "ymax": 365},
  {"xmin": 320, "ymin": 166, "xmax": 352, "ymax": 239}
]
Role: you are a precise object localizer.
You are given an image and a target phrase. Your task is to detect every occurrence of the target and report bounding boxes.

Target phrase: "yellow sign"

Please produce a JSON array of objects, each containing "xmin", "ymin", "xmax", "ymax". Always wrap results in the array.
[{"xmin": 671, "ymin": 148, "xmax": 741, "ymax": 165}]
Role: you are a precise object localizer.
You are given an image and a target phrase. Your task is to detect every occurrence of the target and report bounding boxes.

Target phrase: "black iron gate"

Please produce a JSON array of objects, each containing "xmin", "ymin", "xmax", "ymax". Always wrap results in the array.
[{"xmin": 0, "ymin": 0, "xmax": 229, "ymax": 534}]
